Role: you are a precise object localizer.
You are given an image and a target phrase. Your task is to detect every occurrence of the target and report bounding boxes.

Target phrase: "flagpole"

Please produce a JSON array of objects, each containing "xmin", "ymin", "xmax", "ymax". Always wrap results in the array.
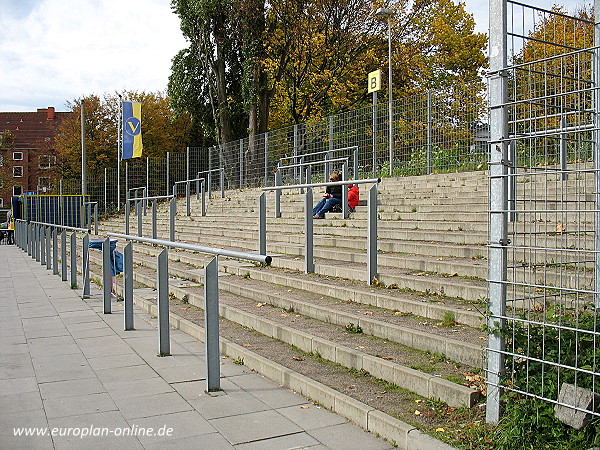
[{"xmin": 117, "ymin": 94, "xmax": 122, "ymax": 211}]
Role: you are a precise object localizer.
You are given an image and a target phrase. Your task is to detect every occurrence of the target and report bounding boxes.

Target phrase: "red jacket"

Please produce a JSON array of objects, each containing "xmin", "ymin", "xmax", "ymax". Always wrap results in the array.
[{"xmin": 348, "ymin": 185, "xmax": 359, "ymax": 209}]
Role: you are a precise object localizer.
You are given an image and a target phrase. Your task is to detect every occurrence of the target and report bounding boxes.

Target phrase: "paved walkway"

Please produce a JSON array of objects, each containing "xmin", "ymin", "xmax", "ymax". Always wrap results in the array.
[{"xmin": 0, "ymin": 244, "xmax": 393, "ymax": 450}]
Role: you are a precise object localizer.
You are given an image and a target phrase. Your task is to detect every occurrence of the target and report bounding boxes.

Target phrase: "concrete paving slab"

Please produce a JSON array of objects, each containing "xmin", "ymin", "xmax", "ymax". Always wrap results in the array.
[
  {"xmin": 0, "ymin": 244, "xmax": 400, "ymax": 450},
  {"xmin": 209, "ymin": 409, "xmax": 303, "ymax": 445},
  {"xmin": 43, "ymin": 392, "xmax": 118, "ymax": 419},
  {"xmin": 308, "ymin": 422, "xmax": 395, "ymax": 450}
]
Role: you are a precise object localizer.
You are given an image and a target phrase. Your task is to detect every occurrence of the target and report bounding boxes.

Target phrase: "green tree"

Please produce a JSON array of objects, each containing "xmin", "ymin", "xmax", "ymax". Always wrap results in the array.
[{"xmin": 53, "ymin": 91, "xmax": 191, "ymax": 179}]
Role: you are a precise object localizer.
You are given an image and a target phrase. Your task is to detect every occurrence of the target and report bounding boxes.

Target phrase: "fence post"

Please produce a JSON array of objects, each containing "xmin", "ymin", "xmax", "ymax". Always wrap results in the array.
[
  {"xmin": 152, "ymin": 200, "xmax": 157, "ymax": 240},
  {"xmin": 207, "ymin": 171, "xmax": 212, "ymax": 199},
  {"xmin": 305, "ymin": 188, "xmax": 314, "ymax": 273},
  {"xmin": 157, "ymin": 248, "xmax": 170, "ymax": 356},
  {"xmin": 264, "ymin": 131, "xmax": 269, "ymax": 186},
  {"xmin": 427, "ymin": 90, "xmax": 432, "ymax": 175},
  {"xmin": 367, "ymin": 184, "xmax": 378, "ymax": 284},
  {"xmin": 275, "ymin": 170, "xmax": 282, "ymax": 218},
  {"xmin": 239, "ymin": 140, "xmax": 244, "ymax": 188},
  {"xmin": 61, "ymin": 230, "xmax": 67, "ymax": 282},
  {"xmin": 259, "ymin": 193, "xmax": 266, "ymax": 255},
  {"xmin": 560, "ymin": 115, "xmax": 568, "ymax": 181},
  {"xmin": 83, "ymin": 234, "xmax": 90, "ymax": 298},
  {"xmin": 104, "ymin": 168, "xmax": 108, "ymax": 215},
  {"xmin": 486, "ymin": 0, "xmax": 508, "ymax": 424},
  {"xmin": 204, "ymin": 256, "xmax": 220, "ymax": 392},
  {"xmin": 372, "ymin": 91, "xmax": 377, "ymax": 176},
  {"xmin": 70, "ymin": 232, "xmax": 77, "ymax": 289},
  {"xmin": 169, "ymin": 197, "xmax": 176, "ymax": 242},
  {"xmin": 52, "ymin": 228, "xmax": 58, "ymax": 276},
  {"xmin": 124, "ymin": 242, "xmax": 134, "ymax": 331},
  {"xmin": 166, "ymin": 151, "xmax": 170, "ymax": 197},
  {"xmin": 354, "ymin": 147, "xmax": 359, "ymax": 179},
  {"xmin": 102, "ymin": 237, "xmax": 111, "ymax": 314}
]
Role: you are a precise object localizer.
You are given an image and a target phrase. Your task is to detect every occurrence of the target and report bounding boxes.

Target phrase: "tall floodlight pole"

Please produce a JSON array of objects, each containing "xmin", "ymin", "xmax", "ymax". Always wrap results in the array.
[
  {"xmin": 81, "ymin": 100, "xmax": 87, "ymax": 197},
  {"xmin": 374, "ymin": 7, "xmax": 394, "ymax": 177},
  {"xmin": 117, "ymin": 94, "xmax": 123, "ymax": 211}
]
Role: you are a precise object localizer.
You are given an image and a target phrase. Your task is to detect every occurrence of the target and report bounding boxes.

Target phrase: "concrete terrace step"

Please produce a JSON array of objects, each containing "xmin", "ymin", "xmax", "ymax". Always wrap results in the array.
[{"xmin": 84, "ymin": 250, "xmax": 482, "ymax": 409}]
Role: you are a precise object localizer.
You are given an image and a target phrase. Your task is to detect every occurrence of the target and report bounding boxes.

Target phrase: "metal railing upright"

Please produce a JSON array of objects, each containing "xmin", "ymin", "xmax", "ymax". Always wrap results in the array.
[{"xmin": 260, "ymin": 178, "xmax": 380, "ymax": 284}]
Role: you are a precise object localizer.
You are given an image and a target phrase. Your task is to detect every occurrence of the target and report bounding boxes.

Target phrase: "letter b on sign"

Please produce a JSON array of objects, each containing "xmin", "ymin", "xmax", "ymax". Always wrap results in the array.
[{"xmin": 368, "ymin": 70, "xmax": 381, "ymax": 93}]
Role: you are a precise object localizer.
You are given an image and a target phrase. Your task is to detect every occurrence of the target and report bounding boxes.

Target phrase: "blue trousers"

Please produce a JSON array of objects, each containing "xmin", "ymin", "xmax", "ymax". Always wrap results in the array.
[{"xmin": 312, "ymin": 197, "xmax": 341, "ymax": 217}]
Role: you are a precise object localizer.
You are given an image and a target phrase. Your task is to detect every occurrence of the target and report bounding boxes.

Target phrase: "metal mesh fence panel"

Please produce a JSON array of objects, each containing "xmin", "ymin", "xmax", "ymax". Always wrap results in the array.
[{"xmin": 487, "ymin": 0, "xmax": 600, "ymax": 423}]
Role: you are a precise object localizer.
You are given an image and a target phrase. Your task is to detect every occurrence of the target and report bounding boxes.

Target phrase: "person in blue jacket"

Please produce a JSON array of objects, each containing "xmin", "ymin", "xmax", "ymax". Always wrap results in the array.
[{"xmin": 312, "ymin": 171, "xmax": 342, "ymax": 219}]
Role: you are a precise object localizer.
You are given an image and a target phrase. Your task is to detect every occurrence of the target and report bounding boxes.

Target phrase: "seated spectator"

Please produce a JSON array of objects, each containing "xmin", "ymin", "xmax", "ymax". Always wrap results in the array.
[
  {"xmin": 348, "ymin": 184, "xmax": 359, "ymax": 212},
  {"xmin": 312, "ymin": 171, "xmax": 342, "ymax": 219}
]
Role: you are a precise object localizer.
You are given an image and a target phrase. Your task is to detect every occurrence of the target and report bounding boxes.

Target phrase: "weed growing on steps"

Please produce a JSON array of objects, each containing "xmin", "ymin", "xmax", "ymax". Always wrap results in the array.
[{"xmin": 345, "ymin": 323, "xmax": 363, "ymax": 334}]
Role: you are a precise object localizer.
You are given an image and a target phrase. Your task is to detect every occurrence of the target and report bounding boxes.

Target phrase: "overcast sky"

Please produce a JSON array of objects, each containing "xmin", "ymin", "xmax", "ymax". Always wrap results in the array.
[{"xmin": 0, "ymin": 1, "xmax": 592, "ymax": 113}]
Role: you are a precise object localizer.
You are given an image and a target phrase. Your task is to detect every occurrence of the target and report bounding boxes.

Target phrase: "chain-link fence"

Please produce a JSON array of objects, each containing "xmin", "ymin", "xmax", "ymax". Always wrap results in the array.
[{"xmin": 487, "ymin": 0, "xmax": 600, "ymax": 425}]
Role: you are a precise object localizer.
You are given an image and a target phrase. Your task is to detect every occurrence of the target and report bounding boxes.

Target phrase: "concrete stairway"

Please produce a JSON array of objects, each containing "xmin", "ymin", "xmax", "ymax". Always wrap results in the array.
[{"xmin": 87, "ymin": 169, "xmax": 590, "ymax": 444}]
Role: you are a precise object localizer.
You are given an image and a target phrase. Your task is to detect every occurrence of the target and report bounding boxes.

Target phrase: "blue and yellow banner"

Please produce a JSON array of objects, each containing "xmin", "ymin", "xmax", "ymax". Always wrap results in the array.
[{"xmin": 122, "ymin": 101, "xmax": 143, "ymax": 159}]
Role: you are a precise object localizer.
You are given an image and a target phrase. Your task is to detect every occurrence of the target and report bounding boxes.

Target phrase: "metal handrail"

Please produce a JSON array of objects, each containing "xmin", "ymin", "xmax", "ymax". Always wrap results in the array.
[
  {"xmin": 29, "ymin": 220, "xmax": 89, "ymax": 233},
  {"xmin": 107, "ymin": 232, "xmax": 271, "ymax": 265},
  {"xmin": 262, "ymin": 177, "xmax": 380, "ymax": 191},
  {"xmin": 277, "ymin": 156, "xmax": 349, "ymax": 171}
]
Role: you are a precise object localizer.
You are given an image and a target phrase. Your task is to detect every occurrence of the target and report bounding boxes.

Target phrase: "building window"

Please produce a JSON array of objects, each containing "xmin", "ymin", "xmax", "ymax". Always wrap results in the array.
[
  {"xmin": 13, "ymin": 186, "xmax": 22, "ymax": 196},
  {"xmin": 38, "ymin": 177, "xmax": 50, "ymax": 193},
  {"xmin": 38, "ymin": 155, "xmax": 56, "ymax": 169},
  {"xmin": 12, "ymin": 152, "xmax": 23, "ymax": 161},
  {"xmin": 13, "ymin": 166, "xmax": 23, "ymax": 177}
]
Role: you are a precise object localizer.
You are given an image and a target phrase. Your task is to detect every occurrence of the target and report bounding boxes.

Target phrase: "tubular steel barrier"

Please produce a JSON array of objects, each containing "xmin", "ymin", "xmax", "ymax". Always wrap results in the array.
[
  {"xmin": 107, "ymin": 232, "xmax": 271, "ymax": 392},
  {"xmin": 196, "ymin": 168, "xmax": 225, "ymax": 199},
  {"xmin": 260, "ymin": 178, "xmax": 380, "ymax": 284},
  {"xmin": 125, "ymin": 194, "xmax": 174, "ymax": 239},
  {"xmin": 173, "ymin": 178, "xmax": 206, "ymax": 217},
  {"xmin": 16, "ymin": 220, "xmax": 91, "ymax": 294}
]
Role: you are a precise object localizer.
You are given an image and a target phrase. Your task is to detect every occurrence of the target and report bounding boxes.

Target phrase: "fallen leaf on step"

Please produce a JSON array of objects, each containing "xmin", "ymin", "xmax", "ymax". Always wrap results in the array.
[
  {"xmin": 415, "ymin": 272, "xmax": 426, "ymax": 276},
  {"xmin": 281, "ymin": 313, "xmax": 290, "ymax": 317},
  {"xmin": 256, "ymin": 303, "xmax": 266, "ymax": 307},
  {"xmin": 293, "ymin": 356, "xmax": 305, "ymax": 361},
  {"xmin": 556, "ymin": 223, "xmax": 566, "ymax": 234},
  {"xmin": 436, "ymin": 428, "xmax": 445, "ymax": 433},
  {"xmin": 381, "ymin": 356, "xmax": 393, "ymax": 360},
  {"xmin": 242, "ymin": 344, "xmax": 251, "ymax": 347},
  {"xmin": 300, "ymin": 405, "xmax": 309, "ymax": 409},
  {"xmin": 287, "ymin": 289, "xmax": 292, "ymax": 292},
  {"xmin": 449, "ymin": 273, "xmax": 458, "ymax": 277},
  {"xmin": 436, "ymin": 258, "xmax": 444, "ymax": 261},
  {"xmin": 363, "ymin": 311, "xmax": 373, "ymax": 315},
  {"xmin": 274, "ymin": 292, "xmax": 280, "ymax": 295},
  {"xmin": 415, "ymin": 399, "xmax": 423, "ymax": 403},
  {"xmin": 414, "ymin": 410, "xmax": 421, "ymax": 416}
]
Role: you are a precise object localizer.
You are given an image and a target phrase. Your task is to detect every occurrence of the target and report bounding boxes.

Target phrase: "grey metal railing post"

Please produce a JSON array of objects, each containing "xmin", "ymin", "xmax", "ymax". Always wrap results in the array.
[
  {"xmin": 196, "ymin": 178, "xmax": 200, "ymax": 201},
  {"xmin": 305, "ymin": 188, "xmax": 314, "ymax": 273},
  {"xmin": 152, "ymin": 200, "xmax": 157, "ymax": 239},
  {"xmin": 354, "ymin": 147, "xmax": 359, "ymax": 179},
  {"xmin": 45, "ymin": 227, "xmax": 51, "ymax": 270},
  {"xmin": 86, "ymin": 203, "xmax": 92, "ymax": 230},
  {"xmin": 40, "ymin": 226, "xmax": 46, "ymax": 265},
  {"xmin": 137, "ymin": 200, "xmax": 143, "ymax": 236},
  {"xmin": 367, "ymin": 184, "xmax": 378, "ymax": 284},
  {"xmin": 52, "ymin": 228, "xmax": 58, "ymax": 276},
  {"xmin": 102, "ymin": 237, "xmax": 111, "ymax": 314},
  {"xmin": 201, "ymin": 180, "xmax": 206, "ymax": 217},
  {"xmin": 157, "ymin": 248, "xmax": 170, "ymax": 356},
  {"xmin": 239, "ymin": 141, "xmax": 244, "ymax": 188},
  {"xmin": 125, "ymin": 199, "xmax": 130, "ymax": 235},
  {"xmin": 61, "ymin": 230, "xmax": 67, "ymax": 281},
  {"xmin": 275, "ymin": 170, "xmax": 282, "ymax": 218},
  {"xmin": 342, "ymin": 162, "xmax": 349, "ymax": 219},
  {"xmin": 70, "ymin": 232, "xmax": 77, "ymax": 289},
  {"xmin": 186, "ymin": 181, "xmax": 191, "ymax": 216},
  {"xmin": 508, "ymin": 141, "xmax": 516, "ymax": 222},
  {"xmin": 124, "ymin": 242, "xmax": 134, "ymax": 331},
  {"xmin": 259, "ymin": 193, "xmax": 266, "ymax": 255},
  {"xmin": 166, "ymin": 151, "xmax": 170, "ymax": 197},
  {"xmin": 207, "ymin": 172, "xmax": 212, "ymax": 199},
  {"xmin": 220, "ymin": 168, "xmax": 225, "ymax": 198},
  {"xmin": 204, "ymin": 256, "xmax": 220, "ymax": 391},
  {"xmin": 306, "ymin": 166, "xmax": 312, "ymax": 188},
  {"xmin": 94, "ymin": 203, "xmax": 98, "ymax": 235},
  {"xmin": 169, "ymin": 197, "xmax": 176, "ymax": 242},
  {"xmin": 83, "ymin": 234, "xmax": 90, "ymax": 298},
  {"xmin": 299, "ymin": 156, "xmax": 305, "ymax": 194},
  {"xmin": 264, "ymin": 132, "xmax": 269, "ymax": 186}
]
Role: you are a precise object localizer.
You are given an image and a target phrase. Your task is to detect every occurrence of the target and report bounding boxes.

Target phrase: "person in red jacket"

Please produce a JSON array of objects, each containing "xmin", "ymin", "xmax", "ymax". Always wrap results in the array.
[{"xmin": 348, "ymin": 184, "xmax": 359, "ymax": 212}]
